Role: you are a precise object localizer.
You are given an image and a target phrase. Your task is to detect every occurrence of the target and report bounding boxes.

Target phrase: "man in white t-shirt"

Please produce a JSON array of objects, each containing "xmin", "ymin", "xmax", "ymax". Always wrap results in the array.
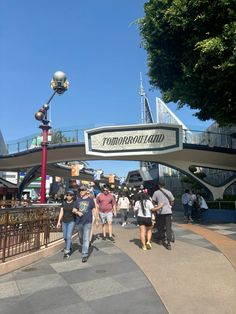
[
  {"xmin": 152, "ymin": 181, "xmax": 174, "ymax": 250},
  {"xmin": 117, "ymin": 192, "xmax": 130, "ymax": 227}
]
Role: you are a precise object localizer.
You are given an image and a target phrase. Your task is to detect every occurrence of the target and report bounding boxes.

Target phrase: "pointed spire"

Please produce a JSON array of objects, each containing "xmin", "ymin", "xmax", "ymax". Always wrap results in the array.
[{"xmin": 139, "ymin": 72, "xmax": 145, "ymax": 97}]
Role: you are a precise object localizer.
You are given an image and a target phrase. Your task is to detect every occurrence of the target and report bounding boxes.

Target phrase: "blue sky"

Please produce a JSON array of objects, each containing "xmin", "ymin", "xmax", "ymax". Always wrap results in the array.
[{"xmin": 0, "ymin": 0, "xmax": 212, "ymax": 178}]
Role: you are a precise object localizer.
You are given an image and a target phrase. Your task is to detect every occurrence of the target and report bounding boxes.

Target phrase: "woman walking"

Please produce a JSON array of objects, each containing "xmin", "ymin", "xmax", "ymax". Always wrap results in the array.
[
  {"xmin": 134, "ymin": 192, "xmax": 163, "ymax": 250},
  {"xmin": 56, "ymin": 190, "xmax": 75, "ymax": 258}
]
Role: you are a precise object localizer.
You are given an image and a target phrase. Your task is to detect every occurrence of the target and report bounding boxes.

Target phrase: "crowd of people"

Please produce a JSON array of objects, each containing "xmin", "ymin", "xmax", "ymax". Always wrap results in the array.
[
  {"xmin": 1, "ymin": 182, "xmax": 209, "ymax": 262},
  {"xmin": 55, "ymin": 180, "xmax": 177, "ymax": 264},
  {"xmin": 181, "ymin": 189, "xmax": 208, "ymax": 223}
]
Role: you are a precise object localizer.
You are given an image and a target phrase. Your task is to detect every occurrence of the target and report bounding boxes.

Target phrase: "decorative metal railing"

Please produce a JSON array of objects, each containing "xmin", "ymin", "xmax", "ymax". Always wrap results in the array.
[
  {"xmin": 0, "ymin": 204, "xmax": 63, "ymax": 263},
  {"xmin": 4, "ymin": 125, "xmax": 235, "ymax": 155}
]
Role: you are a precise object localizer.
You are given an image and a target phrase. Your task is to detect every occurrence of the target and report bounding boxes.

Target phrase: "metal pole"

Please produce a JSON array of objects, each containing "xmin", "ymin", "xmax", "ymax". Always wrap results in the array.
[{"xmin": 39, "ymin": 124, "xmax": 51, "ymax": 203}]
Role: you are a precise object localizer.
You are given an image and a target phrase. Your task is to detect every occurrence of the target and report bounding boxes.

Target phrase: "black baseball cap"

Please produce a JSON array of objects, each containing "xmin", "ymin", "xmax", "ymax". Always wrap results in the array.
[{"xmin": 66, "ymin": 190, "xmax": 75, "ymax": 195}]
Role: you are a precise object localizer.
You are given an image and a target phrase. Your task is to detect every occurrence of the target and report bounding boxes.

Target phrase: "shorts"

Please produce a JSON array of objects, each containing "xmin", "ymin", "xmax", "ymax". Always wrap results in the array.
[
  {"xmin": 100, "ymin": 212, "xmax": 113, "ymax": 224},
  {"xmin": 137, "ymin": 216, "xmax": 152, "ymax": 227}
]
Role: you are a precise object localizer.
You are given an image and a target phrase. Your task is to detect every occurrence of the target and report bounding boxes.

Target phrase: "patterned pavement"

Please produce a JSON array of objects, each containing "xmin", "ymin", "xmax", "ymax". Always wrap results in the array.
[
  {"xmin": 0, "ymin": 213, "xmax": 235, "ymax": 314},
  {"xmin": 202, "ymin": 223, "xmax": 236, "ymax": 241},
  {"xmin": 0, "ymin": 237, "xmax": 167, "ymax": 314}
]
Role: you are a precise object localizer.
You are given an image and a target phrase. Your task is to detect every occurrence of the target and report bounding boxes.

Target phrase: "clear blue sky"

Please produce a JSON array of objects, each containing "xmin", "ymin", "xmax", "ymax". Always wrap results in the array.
[{"xmin": 0, "ymin": 0, "xmax": 212, "ymax": 178}]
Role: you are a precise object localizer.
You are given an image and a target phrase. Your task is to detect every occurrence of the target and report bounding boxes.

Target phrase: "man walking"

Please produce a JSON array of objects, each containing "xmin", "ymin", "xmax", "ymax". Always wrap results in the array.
[
  {"xmin": 73, "ymin": 185, "xmax": 97, "ymax": 263},
  {"xmin": 96, "ymin": 185, "xmax": 117, "ymax": 241},
  {"xmin": 152, "ymin": 181, "xmax": 174, "ymax": 250}
]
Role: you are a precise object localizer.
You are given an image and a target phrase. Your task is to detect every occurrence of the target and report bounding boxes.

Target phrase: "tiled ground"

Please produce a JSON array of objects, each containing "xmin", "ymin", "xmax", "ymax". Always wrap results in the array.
[
  {"xmin": 0, "ymin": 238, "xmax": 167, "ymax": 314},
  {"xmin": 204, "ymin": 224, "xmax": 236, "ymax": 240},
  {"xmin": 171, "ymin": 225, "xmax": 220, "ymax": 252},
  {"xmin": 172, "ymin": 211, "xmax": 236, "ymax": 241}
]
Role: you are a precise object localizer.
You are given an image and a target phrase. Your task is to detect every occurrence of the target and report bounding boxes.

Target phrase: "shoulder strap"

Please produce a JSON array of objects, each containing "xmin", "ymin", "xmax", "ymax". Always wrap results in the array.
[{"xmin": 159, "ymin": 189, "xmax": 171, "ymax": 205}]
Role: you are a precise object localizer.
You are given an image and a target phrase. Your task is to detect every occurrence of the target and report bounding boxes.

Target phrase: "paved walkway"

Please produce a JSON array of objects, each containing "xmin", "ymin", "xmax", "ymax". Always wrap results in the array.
[{"xmin": 0, "ymin": 216, "xmax": 236, "ymax": 314}]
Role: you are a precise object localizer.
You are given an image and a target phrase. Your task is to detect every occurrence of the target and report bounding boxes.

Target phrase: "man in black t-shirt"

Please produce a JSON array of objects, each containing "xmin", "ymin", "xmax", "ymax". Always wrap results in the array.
[{"xmin": 73, "ymin": 185, "xmax": 96, "ymax": 263}]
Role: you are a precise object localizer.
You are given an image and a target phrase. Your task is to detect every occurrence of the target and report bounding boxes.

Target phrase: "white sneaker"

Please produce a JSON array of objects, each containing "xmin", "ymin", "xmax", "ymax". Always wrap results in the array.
[{"xmin": 121, "ymin": 222, "xmax": 126, "ymax": 227}]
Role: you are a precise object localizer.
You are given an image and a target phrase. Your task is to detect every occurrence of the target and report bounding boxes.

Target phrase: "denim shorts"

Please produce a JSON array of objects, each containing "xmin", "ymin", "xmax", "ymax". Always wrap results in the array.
[{"xmin": 100, "ymin": 212, "xmax": 113, "ymax": 224}]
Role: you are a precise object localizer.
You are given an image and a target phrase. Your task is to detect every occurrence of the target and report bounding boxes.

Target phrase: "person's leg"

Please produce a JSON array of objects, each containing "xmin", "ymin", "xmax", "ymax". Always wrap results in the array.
[
  {"xmin": 124, "ymin": 209, "xmax": 128, "ymax": 223},
  {"xmin": 82, "ymin": 223, "xmax": 92, "ymax": 260},
  {"xmin": 89, "ymin": 215, "xmax": 95, "ymax": 242},
  {"xmin": 77, "ymin": 224, "xmax": 83, "ymax": 247},
  {"xmin": 102, "ymin": 224, "xmax": 106, "ymax": 238},
  {"xmin": 100, "ymin": 213, "xmax": 107, "ymax": 239},
  {"xmin": 108, "ymin": 221, "xmax": 113, "ymax": 237},
  {"xmin": 165, "ymin": 214, "xmax": 172, "ymax": 244},
  {"xmin": 62, "ymin": 221, "xmax": 67, "ymax": 248},
  {"xmin": 146, "ymin": 225, "xmax": 153, "ymax": 249},
  {"xmin": 62, "ymin": 222, "xmax": 67, "ymax": 240},
  {"xmin": 154, "ymin": 214, "xmax": 162, "ymax": 241},
  {"xmin": 188, "ymin": 205, "xmax": 193, "ymax": 221},
  {"xmin": 158, "ymin": 215, "xmax": 165, "ymax": 242},
  {"xmin": 183, "ymin": 204, "xmax": 188, "ymax": 221},
  {"xmin": 106, "ymin": 212, "xmax": 114, "ymax": 240},
  {"xmin": 139, "ymin": 225, "xmax": 147, "ymax": 249},
  {"xmin": 120, "ymin": 209, "xmax": 125, "ymax": 225},
  {"xmin": 65, "ymin": 221, "xmax": 75, "ymax": 254},
  {"xmin": 146, "ymin": 226, "xmax": 152, "ymax": 243}
]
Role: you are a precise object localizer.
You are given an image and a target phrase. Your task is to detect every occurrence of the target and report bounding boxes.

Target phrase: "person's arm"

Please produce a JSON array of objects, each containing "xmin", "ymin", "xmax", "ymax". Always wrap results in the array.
[
  {"xmin": 72, "ymin": 201, "xmax": 83, "ymax": 217},
  {"xmin": 127, "ymin": 197, "xmax": 130, "ymax": 211},
  {"xmin": 91, "ymin": 199, "xmax": 99, "ymax": 226},
  {"xmin": 113, "ymin": 204, "xmax": 117, "ymax": 217},
  {"xmin": 95, "ymin": 195, "xmax": 100, "ymax": 212},
  {"xmin": 152, "ymin": 202, "xmax": 164, "ymax": 212},
  {"xmin": 152, "ymin": 192, "xmax": 158, "ymax": 205},
  {"xmin": 56, "ymin": 207, "xmax": 64, "ymax": 228},
  {"xmin": 112, "ymin": 196, "xmax": 117, "ymax": 217}
]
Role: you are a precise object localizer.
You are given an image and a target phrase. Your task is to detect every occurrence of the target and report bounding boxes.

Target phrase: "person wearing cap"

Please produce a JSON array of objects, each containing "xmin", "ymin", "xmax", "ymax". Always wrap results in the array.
[
  {"xmin": 56, "ymin": 190, "xmax": 76, "ymax": 259},
  {"xmin": 96, "ymin": 185, "xmax": 117, "ymax": 242},
  {"xmin": 73, "ymin": 185, "xmax": 97, "ymax": 263}
]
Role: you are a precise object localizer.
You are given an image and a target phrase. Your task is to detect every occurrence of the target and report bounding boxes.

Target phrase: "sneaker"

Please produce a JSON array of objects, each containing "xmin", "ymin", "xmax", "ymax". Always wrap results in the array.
[
  {"xmin": 82, "ymin": 256, "xmax": 88, "ymax": 263},
  {"xmin": 166, "ymin": 243, "xmax": 172, "ymax": 250},
  {"xmin": 146, "ymin": 242, "xmax": 152, "ymax": 250},
  {"xmin": 63, "ymin": 253, "xmax": 70, "ymax": 259},
  {"xmin": 121, "ymin": 222, "xmax": 126, "ymax": 227},
  {"xmin": 142, "ymin": 245, "xmax": 147, "ymax": 251},
  {"xmin": 108, "ymin": 236, "xmax": 115, "ymax": 242},
  {"xmin": 102, "ymin": 235, "xmax": 106, "ymax": 241}
]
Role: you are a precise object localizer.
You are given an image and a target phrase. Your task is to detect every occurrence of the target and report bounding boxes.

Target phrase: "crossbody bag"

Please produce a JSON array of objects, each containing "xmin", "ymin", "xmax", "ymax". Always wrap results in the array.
[{"xmin": 159, "ymin": 189, "xmax": 174, "ymax": 207}]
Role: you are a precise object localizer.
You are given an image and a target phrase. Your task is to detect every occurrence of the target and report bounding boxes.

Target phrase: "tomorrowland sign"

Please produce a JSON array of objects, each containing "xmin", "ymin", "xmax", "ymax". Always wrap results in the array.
[{"xmin": 84, "ymin": 124, "xmax": 183, "ymax": 157}]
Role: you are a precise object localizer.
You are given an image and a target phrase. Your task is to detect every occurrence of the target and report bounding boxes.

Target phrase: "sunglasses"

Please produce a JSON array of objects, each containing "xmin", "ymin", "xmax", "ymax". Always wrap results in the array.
[
  {"xmin": 66, "ymin": 194, "xmax": 74, "ymax": 196},
  {"xmin": 79, "ymin": 189, "xmax": 87, "ymax": 192}
]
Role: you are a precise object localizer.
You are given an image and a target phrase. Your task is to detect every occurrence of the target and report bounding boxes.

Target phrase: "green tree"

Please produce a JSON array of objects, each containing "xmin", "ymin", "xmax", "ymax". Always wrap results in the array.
[{"xmin": 139, "ymin": 0, "xmax": 236, "ymax": 125}]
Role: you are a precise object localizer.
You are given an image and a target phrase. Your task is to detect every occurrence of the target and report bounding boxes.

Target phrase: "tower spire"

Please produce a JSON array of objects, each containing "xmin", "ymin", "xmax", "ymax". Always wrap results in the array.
[{"xmin": 139, "ymin": 72, "xmax": 145, "ymax": 123}]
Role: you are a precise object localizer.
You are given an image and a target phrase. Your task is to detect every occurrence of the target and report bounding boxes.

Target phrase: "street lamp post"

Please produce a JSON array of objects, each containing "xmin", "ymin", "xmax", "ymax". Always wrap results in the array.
[{"xmin": 35, "ymin": 71, "xmax": 69, "ymax": 203}]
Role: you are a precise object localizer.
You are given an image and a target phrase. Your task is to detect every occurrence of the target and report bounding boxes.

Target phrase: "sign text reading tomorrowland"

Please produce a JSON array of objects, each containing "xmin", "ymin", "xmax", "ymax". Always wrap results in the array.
[{"xmin": 85, "ymin": 124, "xmax": 182, "ymax": 157}]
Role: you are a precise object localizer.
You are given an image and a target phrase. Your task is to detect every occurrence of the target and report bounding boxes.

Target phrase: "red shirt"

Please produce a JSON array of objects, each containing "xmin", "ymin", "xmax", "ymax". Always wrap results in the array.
[{"xmin": 96, "ymin": 193, "xmax": 115, "ymax": 213}]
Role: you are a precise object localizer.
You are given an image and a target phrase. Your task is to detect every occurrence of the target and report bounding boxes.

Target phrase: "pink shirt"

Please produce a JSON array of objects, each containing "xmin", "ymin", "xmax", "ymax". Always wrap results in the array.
[{"xmin": 96, "ymin": 193, "xmax": 115, "ymax": 213}]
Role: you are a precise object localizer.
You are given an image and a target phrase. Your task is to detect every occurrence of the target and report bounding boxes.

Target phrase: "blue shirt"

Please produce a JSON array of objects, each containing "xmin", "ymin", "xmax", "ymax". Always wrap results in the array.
[{"xmin": 74, "ymin": 197, "xmax": 95, "ymax": 225}]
